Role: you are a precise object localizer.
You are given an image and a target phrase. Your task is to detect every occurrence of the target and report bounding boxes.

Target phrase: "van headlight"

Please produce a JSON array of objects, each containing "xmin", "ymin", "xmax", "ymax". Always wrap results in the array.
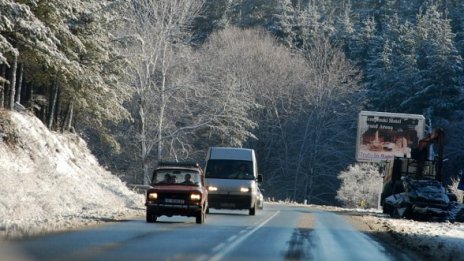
[
  {"xmin": 208, "ymin": 186, "xmax": 218, "ymax": 191},
  {"xmin": 240, "ymin": 187, "xmax": 250, "ymax": 193}
]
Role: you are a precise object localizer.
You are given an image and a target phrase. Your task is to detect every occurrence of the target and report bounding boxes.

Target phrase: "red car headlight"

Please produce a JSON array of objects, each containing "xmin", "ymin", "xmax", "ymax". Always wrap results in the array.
[
  {"xmin": 190, "ymin": 194, "xmax": 201, "ymax": 201},
  {"xmin": 148, "ymin": 193, "xmax": 158, "ymax": 200}
]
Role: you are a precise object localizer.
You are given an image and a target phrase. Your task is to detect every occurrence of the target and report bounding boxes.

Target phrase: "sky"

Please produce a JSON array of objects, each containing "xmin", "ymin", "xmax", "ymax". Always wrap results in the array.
[{"xmin": 0, "ymin": 109, "xmax": 463, "ymax": 260}]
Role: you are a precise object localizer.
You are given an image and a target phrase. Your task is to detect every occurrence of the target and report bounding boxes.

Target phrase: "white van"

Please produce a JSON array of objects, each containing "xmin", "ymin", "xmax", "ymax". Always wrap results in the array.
[{"xmin": 204, "ymin": 147, "xmax": 262, "ymax": 215}]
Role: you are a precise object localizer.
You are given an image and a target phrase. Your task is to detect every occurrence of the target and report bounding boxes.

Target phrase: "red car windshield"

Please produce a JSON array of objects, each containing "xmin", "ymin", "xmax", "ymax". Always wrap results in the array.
[{"xmin": 152, "ymin": 170, "xmax": 200, "ymax": 185}]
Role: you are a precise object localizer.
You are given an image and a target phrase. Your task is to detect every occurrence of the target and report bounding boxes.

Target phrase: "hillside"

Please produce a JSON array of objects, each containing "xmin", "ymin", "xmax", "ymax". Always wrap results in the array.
[
  {"xmin": 0, "ymin": 109, "xmax": 144, "ymax": 239},
  {"xmin": 1, "ymin": 109, "xmax": 464, "ymax": 261}
]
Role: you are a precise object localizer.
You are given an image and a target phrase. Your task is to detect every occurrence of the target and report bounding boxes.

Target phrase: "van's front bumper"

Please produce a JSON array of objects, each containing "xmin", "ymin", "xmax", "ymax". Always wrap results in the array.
[{"xmin": 208, "ymin": 194, "xmax": 253, "ymax": 210}]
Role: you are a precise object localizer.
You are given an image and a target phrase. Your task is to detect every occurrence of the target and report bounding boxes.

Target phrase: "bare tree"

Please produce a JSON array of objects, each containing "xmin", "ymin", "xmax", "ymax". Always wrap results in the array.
[
  {"xmin": 63, "ymin": 101, "xmax": 74, "ymax": 132},
  {"xmin": 220, "ymin": 33, "xmax": 361, "ymax": 203},
  {"xmin": 8, "ymin": 53, "xmax": 16, "ymax": 110},
  {"xmin": 0, "ymin": 65, "xmax": 6, "ymax": 108},
  {"xmin": 222, "ymin": 31, "xmax": 361, "ymax": 203},
  {"xmin": 116, "ymin": 0, "xmax": 204, "ymax": 184},
  {"xmin": 203, "ymin": 28, "xmax": 308, "ymax": 199},
  {"xmin": 192, "ymin": 27, "xmax": 362, "ymax": 203},
  {"xmin": 15, "ymin": 63, "xmax": 23, "ymax": 104},
  {"xmin": 288, "ymin": 36, "xmax": 362, "ymax": 203},
  {"xmin": 48, "ymin": 76, "xmax": 58, "ymax": 129},
  {"xmin": 194, "ymin": 30, "xmax": 260, "ymax": 146}
]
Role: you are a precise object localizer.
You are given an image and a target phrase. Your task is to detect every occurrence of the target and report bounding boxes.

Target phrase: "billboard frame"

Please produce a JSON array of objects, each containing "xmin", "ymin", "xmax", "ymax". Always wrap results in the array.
[{"xmin": 356, "ymin": 111, "xmax": 425, "ymax": 162}]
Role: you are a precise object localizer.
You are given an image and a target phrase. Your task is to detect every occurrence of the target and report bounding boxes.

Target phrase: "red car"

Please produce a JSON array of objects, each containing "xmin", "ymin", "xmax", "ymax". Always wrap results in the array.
[{"xmin": 145, "ymin": 162, "xmax": 208, "ymax": 224}]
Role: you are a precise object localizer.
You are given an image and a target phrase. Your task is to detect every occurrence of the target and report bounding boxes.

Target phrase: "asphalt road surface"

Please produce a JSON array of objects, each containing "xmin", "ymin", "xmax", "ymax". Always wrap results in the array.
[{"xmin": 0, "ymin": 204, "xmax": 415, "ymax": 261}]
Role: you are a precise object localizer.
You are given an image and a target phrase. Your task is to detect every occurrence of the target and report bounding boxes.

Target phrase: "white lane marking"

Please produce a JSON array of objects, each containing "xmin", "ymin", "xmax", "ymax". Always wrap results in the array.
[
  {"xmin": 212, "ymin": 243, "xmax": 226, "ymax": 253},
  {"xmin": 226, "ymin": 235, "xmax": 237, "ymax": 242},
  {"xmin": 208, "ymin": 211, "xmax": 280, "ymax": 261}
]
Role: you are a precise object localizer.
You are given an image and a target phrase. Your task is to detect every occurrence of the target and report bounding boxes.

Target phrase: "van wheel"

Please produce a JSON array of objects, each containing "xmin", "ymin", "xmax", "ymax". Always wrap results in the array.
[{"xmin": 249, "ymin": 205, "xmax": 256, "ymax": 216}]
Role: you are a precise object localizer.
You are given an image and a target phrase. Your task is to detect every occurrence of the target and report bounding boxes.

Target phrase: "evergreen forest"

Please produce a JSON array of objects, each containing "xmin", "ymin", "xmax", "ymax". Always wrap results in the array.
[{"xmin": 1, "ymin": 0, "xmax": 463, "ymax": 204}]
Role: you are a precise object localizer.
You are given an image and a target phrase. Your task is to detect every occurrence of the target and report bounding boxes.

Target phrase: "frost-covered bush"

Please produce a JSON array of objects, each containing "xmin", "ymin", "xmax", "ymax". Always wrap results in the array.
[
  {"xmin": 449, "ymin": 177, "xmax": 464, "ymax": 204},
  {"xmin": 336, "ymin": 163, "xmax": 383, "ymax": 209}
]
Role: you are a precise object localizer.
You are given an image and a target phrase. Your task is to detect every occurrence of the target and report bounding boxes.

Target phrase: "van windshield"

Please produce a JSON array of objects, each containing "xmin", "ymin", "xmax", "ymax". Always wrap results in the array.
[{"xmin": 205, "ymin": 160, "xmax": 254, "ymax": 180}]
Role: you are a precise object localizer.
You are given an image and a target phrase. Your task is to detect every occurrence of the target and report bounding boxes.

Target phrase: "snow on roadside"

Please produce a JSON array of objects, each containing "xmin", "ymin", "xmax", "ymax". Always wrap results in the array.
[
  {"xmin": 358, "ymin": 213, "xmax": 464, "ymax": 260},
  {"xmin": 266, "ymin": 201, "xmax": 464, "ymax": 260},
  {"xmin": 0, "ymin": 110, "xmax": 144, "ymax": 239},
  {"xmin": 315, "ymin": 205, "xmax": 464, "ymax": 260}
]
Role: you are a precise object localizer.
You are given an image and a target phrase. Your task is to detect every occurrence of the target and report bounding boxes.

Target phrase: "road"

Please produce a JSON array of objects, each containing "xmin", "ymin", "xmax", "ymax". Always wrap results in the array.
[{"xmin": 1, "ymin": 204, "xmax": 415, "ymax": 261}]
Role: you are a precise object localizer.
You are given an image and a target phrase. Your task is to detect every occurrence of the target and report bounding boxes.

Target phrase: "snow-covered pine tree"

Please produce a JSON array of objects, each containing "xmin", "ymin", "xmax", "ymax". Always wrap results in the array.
[
  {"xmin": 405, "ymin": 4, "xmax": 463, "ymax": 122},
  {"xmin": 365, "ymin": 14, "xmax": 418, "ymax": 113}
]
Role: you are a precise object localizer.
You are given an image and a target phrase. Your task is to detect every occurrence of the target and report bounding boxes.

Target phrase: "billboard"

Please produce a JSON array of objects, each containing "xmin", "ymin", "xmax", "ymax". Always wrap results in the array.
[{"xmin": 356, "ymin": 111, "xmax": 425, "ymax": 162}]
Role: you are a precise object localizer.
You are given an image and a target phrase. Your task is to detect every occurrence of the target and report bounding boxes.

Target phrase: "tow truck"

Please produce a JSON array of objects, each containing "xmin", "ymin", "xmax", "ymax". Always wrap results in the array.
[{"xmin": 380, "ymin": 128, "xmax": 461, "ymax": 221}]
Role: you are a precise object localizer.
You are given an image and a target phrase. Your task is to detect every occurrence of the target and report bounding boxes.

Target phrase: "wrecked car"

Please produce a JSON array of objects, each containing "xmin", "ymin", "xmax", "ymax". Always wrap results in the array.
[{"xmin": 383, "ymin": 176, "xmax": 453, "ymax": 221}]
